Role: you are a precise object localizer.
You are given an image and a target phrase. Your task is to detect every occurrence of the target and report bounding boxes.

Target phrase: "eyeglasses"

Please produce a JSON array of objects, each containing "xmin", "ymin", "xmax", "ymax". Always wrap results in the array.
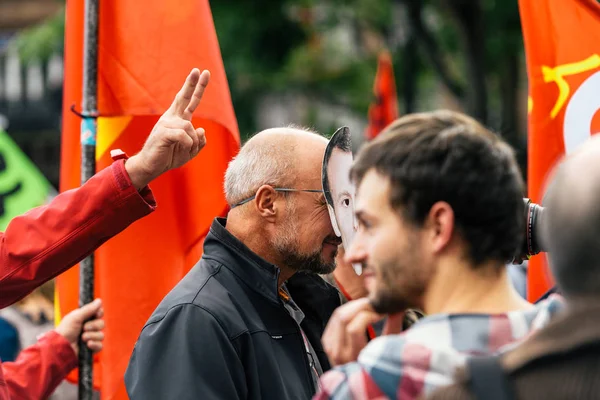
[{"xmin": 231, "ymin": 188, "xmax": 323, "ymax": 208}]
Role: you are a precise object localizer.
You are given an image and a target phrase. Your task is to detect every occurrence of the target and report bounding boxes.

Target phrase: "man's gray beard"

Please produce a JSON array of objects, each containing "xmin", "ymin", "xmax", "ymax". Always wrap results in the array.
[{"xmin": 272, "ymin": 214, "xmax": 336, "ymax": 275}]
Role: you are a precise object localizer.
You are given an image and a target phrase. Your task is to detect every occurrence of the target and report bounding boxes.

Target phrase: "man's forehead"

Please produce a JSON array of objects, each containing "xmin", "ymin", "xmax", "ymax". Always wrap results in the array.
[
  {"xmin": 302, "ymin": 171, "xmax": 324, "ymax": 190},
  {"xmin": 328, "ymin": 150, "xmax": 353, "ymax": 169},
  {"xmin": 295, "ymin": 160, "xmax": 324, "ymax": 188},
  {"xmin": 355, "ymin": 170, "xmax": 391, "ymax": 210},
  {"xmin": 297, "ymin": 147, "xmax": 327, "ymax": 183},
  {"xmin": 327, "ymin": 151, "xmax": 354, "ymax": 188}
]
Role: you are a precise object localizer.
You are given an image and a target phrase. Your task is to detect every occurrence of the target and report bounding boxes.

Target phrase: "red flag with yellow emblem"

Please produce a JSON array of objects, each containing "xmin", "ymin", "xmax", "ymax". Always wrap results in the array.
[
  {"xmin": 519, "ymin": 0, "xmax": 600, "ymax": 301},
  {"xmin": 365, "ymin": 50, "xmax": 399, "ymax": 140},
  {"xmin": 57, "ymin": 0, "xmax": 240, "ymax": 398}
]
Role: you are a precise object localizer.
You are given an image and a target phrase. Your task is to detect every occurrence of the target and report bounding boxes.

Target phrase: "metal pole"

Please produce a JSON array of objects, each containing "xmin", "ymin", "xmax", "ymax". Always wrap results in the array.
[{"xmin": 79, "ymin": 0, "xmax": 99, "ymax": 398}]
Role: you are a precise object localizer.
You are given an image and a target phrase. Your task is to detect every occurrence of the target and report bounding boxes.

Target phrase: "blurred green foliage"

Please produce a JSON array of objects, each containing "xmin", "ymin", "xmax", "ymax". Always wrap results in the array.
[
  {"xmin": 12, "ymin": 7, "xmax": 65, "ymax": 64},
  {"xmin": 13, "ymin": 0, "xmax": 529, "ymax": 151}
]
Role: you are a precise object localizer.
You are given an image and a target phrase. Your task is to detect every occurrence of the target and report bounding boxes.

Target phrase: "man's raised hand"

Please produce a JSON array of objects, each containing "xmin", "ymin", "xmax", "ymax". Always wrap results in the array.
[
  {"xmin": 322, "ymin": 298, "xmax": 405, "ymax": 366},
  {"xmin": 126, "ymin": 68, "xmax": 210, "ymax": 189},
  {"xmin": 322, "ymin": 298, "xmax": 382, "ymax": 366}
]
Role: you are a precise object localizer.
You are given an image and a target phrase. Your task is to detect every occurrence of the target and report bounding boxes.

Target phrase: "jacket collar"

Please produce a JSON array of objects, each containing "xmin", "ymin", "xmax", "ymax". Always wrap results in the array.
[
  {"xmin": 503, "ymin": 297, "xmax": 600, "ymax": 371},
  {"xmin": 286, "ymin": 271, "xmax": 341, "ymax": 329},
  {"xmin": 203, "ymin": 218, "xmax": 281, "ymax": 303}
]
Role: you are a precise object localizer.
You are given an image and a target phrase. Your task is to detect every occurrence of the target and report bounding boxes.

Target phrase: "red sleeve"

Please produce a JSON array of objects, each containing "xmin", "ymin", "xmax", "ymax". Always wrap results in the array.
[
  {"xmin": 2, "ymin": 330, "xmax": 77, "ymax": 400},
  {"xmin": 0, "ymin": 159, "xmax": 156, "ymax": 308}
]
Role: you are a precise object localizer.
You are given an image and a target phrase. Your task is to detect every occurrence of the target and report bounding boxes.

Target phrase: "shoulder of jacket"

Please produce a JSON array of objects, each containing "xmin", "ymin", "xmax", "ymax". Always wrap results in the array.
[
  {"xmin": 144, "ymin": 302, "xmax": 244, "ymax": 339},
  {"xmin": 145, "ymin": 272, "xmax": 250, "ymax": 342}
]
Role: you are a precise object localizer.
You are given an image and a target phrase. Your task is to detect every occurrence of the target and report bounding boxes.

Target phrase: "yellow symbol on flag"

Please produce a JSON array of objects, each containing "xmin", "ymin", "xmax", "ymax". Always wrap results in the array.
[
  {"xmin": 542, "ymin": 54, "xmax": 600, "ymax": 119},
  {"xmin": 96, "ymin": 117, "xmax": 133, "ymax": 160}
]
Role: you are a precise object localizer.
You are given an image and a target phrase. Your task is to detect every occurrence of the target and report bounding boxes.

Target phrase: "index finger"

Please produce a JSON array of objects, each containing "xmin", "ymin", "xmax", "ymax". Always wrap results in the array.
[
  {"xmin": 183, "ymin": 70, "xmax": 210, "ymax": 120},
  {"xmin": 166, "ymin": 68, "xmax": 200, "ymax": 117},
  {"xmin": 335, "ymin": 298, "xmax": 374, "ymax": 322},
  {"xmin": 323, "ymin": 298, "xmax": 368, "ymax": 340}
]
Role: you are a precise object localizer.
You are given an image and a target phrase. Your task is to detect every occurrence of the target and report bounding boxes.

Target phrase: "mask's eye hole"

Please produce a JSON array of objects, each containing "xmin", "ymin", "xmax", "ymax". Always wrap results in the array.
[{"xmin": 341, "ymin": 196, "xmax": 351, "ymax": 208}]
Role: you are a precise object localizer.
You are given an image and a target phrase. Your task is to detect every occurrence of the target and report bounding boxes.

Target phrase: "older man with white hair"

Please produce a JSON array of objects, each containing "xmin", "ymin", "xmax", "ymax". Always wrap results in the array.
[{"xmin": 125, "ymin": 127, "xmax": 343, "ymax": 400}]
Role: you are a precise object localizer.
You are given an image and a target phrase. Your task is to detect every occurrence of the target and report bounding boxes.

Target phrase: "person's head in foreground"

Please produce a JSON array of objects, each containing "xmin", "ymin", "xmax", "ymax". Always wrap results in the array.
[
  {"xmin": 346, "ymin": 110, "xmax": 528, "ymax": 315},
  {"xmin": 225, "ymin": 126, "xmax": 341, "ymax": 281},
  {"xmin": 423, "ymin": 136, "xmax": 600, "ymax": 400},
  {"xmin": 542, "ymin": 134, "xmax": 600, "ymax": 302}
]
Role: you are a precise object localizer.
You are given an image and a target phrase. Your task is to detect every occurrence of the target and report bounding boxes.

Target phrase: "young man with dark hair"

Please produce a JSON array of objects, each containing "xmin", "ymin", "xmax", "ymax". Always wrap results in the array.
[
  {"xmin": 315, "ymin": 111, "xmax": 562, "ymax": 400},
  {"xmin": 427, "ymin": 134, "xmax": 600, "ymax": 400}
]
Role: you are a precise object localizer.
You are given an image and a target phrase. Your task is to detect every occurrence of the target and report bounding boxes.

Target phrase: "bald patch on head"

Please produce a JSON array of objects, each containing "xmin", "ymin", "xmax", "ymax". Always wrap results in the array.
[
  {"xmin": 543, "ymin": 135, "xmax": 600, "ymax": 298},
  {"xmin": 251, "ymin": 126, "xmax": 326, "ymax": 141},
  {"xmin": 545, "ymin": 136, "xmax": 600, "ymax": 223},
  {"xmin": 244, "ymin": 127, "xmax": 327, "ymax": 182},
  {"xmin": 224, "ymin": 126, "xmax": 328, "ymax": 207},
  {"xmin": 248, "ymin": 126, "xmax": 329, "ymax": 153}
]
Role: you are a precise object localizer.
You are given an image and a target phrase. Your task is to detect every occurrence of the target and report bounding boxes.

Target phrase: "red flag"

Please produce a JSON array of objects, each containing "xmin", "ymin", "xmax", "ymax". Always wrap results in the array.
[
  {"xmin": 57, "ymin": 1, "xmax": 240, "ymax": 398},
  {"xmin": 365, "ymin": 51, "xmax": 399, "ymax": 140},
  {"xmin": 519, "ymin": 0, "xmax": 600, "ymax": 301}
]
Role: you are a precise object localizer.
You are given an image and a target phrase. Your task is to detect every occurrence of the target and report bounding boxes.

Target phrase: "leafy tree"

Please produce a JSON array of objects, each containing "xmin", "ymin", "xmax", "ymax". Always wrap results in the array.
[{"xmin": 12, "ymin": 0, "xmax": 530, "ymax": 168}]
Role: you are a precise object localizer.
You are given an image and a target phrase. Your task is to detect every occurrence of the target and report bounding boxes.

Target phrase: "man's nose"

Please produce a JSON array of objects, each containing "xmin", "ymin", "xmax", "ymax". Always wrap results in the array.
[{"xmin": 345, "ymin": 234, "xmax": 367, "ymax": 264}]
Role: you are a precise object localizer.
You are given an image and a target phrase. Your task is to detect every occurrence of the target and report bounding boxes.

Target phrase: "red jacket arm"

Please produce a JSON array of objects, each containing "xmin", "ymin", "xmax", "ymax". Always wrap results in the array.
[
  {"xmin": 0, "ymin": 159, "xmax": 156, "ymax": 308},
  {"xmin": 2, "ymin": 330, "xmax": 78, "ymax": 400}
]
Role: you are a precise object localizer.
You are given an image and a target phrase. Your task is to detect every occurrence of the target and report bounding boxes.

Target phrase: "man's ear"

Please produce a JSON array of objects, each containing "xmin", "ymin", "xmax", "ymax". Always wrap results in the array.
[
  {"xmin": 427, "ymin": 201, "xmax": 454, "ymax": 254},
  {"xmin": 255, "ymin": 185, "xmax": 279, "ymax": 221}
]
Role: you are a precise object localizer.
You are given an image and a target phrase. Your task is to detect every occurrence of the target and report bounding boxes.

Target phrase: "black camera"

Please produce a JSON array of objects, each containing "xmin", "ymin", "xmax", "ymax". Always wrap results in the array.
[{"xmin": 512, "ymin": 198, "xmax": 546, "ymax": 263}]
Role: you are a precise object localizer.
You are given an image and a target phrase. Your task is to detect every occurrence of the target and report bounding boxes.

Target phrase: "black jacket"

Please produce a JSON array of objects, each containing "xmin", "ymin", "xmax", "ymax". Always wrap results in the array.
[{"xmin": 124, "ymin": 218, "xmax": 341, "ymax": 400}]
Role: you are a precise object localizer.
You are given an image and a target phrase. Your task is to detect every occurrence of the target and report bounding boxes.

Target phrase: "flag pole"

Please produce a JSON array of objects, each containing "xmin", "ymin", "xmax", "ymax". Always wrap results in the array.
[{"xmin": 79, "ymin": 0, "xmax": 99, "ymax": 398}]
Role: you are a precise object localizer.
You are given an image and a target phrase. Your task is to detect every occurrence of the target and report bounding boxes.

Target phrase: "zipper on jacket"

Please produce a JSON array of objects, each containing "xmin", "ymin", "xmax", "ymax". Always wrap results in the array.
[
  {"xmin": 277, "ymin": 268, "xmax": 318, "ymax": 393},
  {"xmin": 277, "ymin": 286, "xmax": 318, "ymax": 394}
]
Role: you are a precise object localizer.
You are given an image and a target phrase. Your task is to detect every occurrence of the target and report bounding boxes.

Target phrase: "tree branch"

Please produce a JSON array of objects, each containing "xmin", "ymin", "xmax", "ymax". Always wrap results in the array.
[
  {"xmin": 401, "ymin": 34, "xmax": 418, "ymax": 114},
  {"xmin": 401, "ymin": 0, "xmax": 466, "ymax": 99},
  {"xmin": 498, "ymin": 47, "xmax": 526, "ymax": 175},
  {"xmin": 443, "ymin": 0, "xmax": 488, "ymax": 122}
]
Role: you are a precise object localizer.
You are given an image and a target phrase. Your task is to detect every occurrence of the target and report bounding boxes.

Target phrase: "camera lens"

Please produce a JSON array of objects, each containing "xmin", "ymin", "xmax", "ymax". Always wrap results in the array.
[
  {"xmin": 512, "ymin": 198, "xmax": 547, "ymax": 263},
  {"xmin": 525, "ymin": 199, "xmax": 545, "ymax": 256}
]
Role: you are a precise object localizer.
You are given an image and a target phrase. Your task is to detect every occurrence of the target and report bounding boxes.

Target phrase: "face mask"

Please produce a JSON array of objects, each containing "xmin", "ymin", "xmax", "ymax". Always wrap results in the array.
[{"xmin": 322, "ymin": 127, "xmax": 362, "ymax": 275}]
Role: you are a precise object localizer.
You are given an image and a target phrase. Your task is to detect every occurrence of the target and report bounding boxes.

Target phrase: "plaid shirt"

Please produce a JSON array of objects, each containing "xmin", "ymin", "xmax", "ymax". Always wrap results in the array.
[{"xmin": 314, "ymin": 295, "xmax": 564, "ymax": 400}]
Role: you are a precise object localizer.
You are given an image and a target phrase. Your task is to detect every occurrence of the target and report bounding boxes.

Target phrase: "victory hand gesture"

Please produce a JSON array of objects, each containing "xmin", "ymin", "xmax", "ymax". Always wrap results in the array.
[{"xmin": 126, "ymin": 68, "xmax": 210, "ymax": 189}]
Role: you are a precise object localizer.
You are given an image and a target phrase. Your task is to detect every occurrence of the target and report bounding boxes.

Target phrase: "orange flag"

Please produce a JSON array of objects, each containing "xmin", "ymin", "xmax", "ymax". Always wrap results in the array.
[
  {"xmin": 519, "ymin": 0, "xmax": 600, "ymax": 302},
  {"xmin": 57, "ymin": 1, "xmax": 240, "ymax": 398},
  {"xmin": 365, "ymin": 50, "xmax": 399, "ymax": 140}
]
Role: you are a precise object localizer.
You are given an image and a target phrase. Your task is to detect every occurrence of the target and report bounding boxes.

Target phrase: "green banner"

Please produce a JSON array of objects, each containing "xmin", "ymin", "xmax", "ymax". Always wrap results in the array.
[{"xmin": 0, "ymin": 128, "xmax": 51, "ymax": 231}]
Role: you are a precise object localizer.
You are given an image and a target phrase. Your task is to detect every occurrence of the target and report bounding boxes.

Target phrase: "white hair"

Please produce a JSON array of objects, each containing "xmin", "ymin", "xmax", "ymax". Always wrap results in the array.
[
  {"xmin": 224, "ymin": 139, "xmax": 294, "ymax": 207},
  {"xmin": 224, "ymin": 126, "xmax": 326, "ymax": 207}
]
